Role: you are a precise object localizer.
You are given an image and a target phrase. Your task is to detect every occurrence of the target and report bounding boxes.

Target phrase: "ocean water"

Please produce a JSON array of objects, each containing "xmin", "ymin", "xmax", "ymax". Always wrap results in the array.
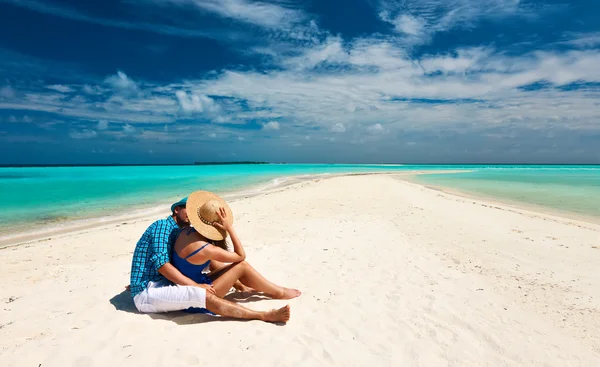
[
  {"xmin": 0, "ymin": 164, "xmax": 450, "ymax": 236},
  {"xmin": 414, "ymin": 165, "xmax": 600, "ymax": 218},
  {"xmin": 2, "ymin": 164, "xmax": 599, "ymax": 238}
]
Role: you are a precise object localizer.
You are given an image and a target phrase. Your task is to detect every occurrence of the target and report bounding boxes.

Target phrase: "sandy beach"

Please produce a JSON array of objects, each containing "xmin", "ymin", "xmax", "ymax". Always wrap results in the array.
[{"xmin": 1, "ymin": 173, "xmax": 599, "ymax": 366}]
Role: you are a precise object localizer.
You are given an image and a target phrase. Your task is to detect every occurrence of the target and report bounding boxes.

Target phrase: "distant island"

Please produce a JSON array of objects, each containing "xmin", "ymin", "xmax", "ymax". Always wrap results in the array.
[{"xmin": 193, "ymin": 161, "xmax": 270, "ymax": 165}]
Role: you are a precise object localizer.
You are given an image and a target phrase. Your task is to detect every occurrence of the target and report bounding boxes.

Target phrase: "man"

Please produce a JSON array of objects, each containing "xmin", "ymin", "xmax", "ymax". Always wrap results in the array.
[{"xmin": 129, "ymin": 197, "xmax": 290, "ymax": 323}]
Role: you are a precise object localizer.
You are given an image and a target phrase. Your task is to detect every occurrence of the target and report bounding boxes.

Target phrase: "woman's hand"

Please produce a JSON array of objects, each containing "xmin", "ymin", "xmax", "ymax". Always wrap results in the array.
[
  {"xmin": 212, "ymin": 207, "xmax": 233, "ymax": 232},
  {"xmin": 195, "ymin": 283, "xmax": 216, "ymax": 295}
]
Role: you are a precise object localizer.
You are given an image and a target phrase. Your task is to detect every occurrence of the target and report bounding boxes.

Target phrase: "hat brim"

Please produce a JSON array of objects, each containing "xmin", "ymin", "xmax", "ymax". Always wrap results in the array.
[
  {"xmin": 171, "ymin": 200, "xmax": 187, "ymax": 212},
  {"xmin": 186, "ymin": 190, "xmax": 233, "ymax": 241}
]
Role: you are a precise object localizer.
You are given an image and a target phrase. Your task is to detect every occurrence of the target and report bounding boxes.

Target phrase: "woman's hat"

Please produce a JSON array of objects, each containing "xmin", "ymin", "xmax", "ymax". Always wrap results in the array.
[{"xmin": 186, "ymin": 190, "xmax": 233, "ymax": 241}]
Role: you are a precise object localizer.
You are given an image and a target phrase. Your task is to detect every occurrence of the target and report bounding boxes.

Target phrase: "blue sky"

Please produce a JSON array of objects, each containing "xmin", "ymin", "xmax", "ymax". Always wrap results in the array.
[{"xmin": 0, "ymin": 0, "xmax": 599, "ymax": 164}]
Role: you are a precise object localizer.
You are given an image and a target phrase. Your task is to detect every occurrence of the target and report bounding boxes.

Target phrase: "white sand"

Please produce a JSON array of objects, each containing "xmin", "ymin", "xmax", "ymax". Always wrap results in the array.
[{"xmin": 1, "ymin": 174, "xmax": 599, "ymax": 366}]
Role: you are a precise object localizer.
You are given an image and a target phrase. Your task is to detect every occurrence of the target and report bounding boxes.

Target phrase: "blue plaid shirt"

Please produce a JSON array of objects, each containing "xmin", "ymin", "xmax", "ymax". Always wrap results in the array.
[{"xmin": 129, "ymin": 216, "xmax": 180, "ymax": 297}]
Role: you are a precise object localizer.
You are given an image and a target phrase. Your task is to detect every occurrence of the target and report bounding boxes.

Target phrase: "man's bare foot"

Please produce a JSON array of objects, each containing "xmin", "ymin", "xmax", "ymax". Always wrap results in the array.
[
  {"xmin": 273, "ymin": 287, "xmax": 301, "ymax": 300},
  {"xmin": 262, "ymin": 305, "xmax": 291, "ymax": 323}
]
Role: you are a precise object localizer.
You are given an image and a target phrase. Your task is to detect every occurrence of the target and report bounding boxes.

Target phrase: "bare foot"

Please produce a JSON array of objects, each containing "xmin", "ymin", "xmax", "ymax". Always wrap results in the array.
[
  {"xmin": 274, "ymin": 287, "xmax": 302, "ymax": 300},
  {"xmin": 263, "ymin": 305, "xmax": 291, "ymax": 323}
]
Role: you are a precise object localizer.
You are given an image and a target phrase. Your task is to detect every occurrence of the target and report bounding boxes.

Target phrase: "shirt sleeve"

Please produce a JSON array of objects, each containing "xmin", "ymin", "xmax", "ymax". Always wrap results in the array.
[{"xmin": 149, "ymin": 222, "xmax": 172, "ymax": 272}]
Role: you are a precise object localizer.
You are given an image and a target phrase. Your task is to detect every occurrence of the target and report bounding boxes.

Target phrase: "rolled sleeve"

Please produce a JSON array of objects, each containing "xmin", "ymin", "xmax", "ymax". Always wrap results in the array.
[
  {"xmin": 150, "ymin": 252, "xmax": 170, "ymax": 272},
  {"xmin": 149, "ymin": 224, "xmax": 172, "ymax": 272}
]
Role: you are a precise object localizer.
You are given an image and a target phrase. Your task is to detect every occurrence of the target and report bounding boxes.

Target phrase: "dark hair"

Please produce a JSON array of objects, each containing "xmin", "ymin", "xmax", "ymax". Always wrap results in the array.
[{"xmin": 212, "ymin": 239, "xmax": 229, "ymax": 251}]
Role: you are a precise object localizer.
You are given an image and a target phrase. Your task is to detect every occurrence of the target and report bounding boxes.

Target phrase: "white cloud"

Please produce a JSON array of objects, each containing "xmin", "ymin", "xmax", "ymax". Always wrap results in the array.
[
  {"xmin": 263, "ymin": 121, "xmax": 280, "ymax": 130},
  {"xmin": 22, "ymin": 115, "xmax": 33, "ymax": 123},
  {"xmin": 378, "ymin": 0, "xmax": 539, "ymax": 46},
  {"xmin": 331, "ymin": 123, "xmax": 346, "ymax": 133},
  {"xmin": 46, "ymin": 84, "xmax": 73, "ymax": 93},
  {"xmin": 157, "ymin": 0, "xmax": 305, "ymax": 29},
  {"xmin": 209, "ymin": 132, "xmax": 217, "ymax": 138},
  {"xmin": 123, "ymin": 124, "xmax": 136, "ymax": 134},
  {"xmin": 284, "ymin": 37, "xmax": 347, "ymax": 69},
  {"xmin": 368, "ymin": 123, "xmax": 384, "ymax": 134},
  {"xmin": 3, "ymin": 30, "xmax": 600, "ymax": 149},
  {"xmin": 69, "ymin": 129, "xmax": 97, "ymax": 139},
  {"xmin": 98, "ymin": 120, "xmax": 109, "ymax": 130},
  {"xmin": 380, "ymin": 12, "xmax": 425, "ymax": 36},
  {"xmin": 105, "ymin": 71, "xmax": 140, "ymax": 95},
  {"xmin": 561, "ymin": 32, "xmax": 600, "ymax": 49},
  {"xmin": 0, "ymin": 85, "xmax": 15, "ymax": 99},
  {"xmin": 175, "ymin": 91, "xmax": 220, "ymax": 114},
  {"xmin": 8, "ymin": 115, "xmax": 17, "ymax": 123},
  {"xmin": 82, "ymin": 84, "xmax": 104, "ymax": 95}
]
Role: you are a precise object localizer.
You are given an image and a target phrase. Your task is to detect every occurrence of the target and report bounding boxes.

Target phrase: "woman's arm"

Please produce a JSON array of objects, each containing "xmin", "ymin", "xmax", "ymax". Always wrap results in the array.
[{"xmin": 208, "ymin": 207, "xmax": 246, "ymax": 263}]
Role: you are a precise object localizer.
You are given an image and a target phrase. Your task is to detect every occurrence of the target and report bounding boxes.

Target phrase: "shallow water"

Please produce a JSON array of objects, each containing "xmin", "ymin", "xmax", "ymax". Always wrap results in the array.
[
  {"xmin": 414, "ymin": 165, "xmax": 600, "ymax": 218},
  {"xmin": 2, "ymin": 164, "xmax": 599, "ymax": 235}
]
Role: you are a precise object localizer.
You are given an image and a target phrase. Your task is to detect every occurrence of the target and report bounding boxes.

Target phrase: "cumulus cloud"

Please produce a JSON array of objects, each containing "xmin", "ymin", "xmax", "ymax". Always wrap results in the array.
[
  {"xmin": 263, "ymin": 121, "xmax": 280, "ymax": 130},
  {"xmin": 97, "ymin": 120, "xmax": 109, "ymax": 130},
  {"xmin": 368, "ymin": 123, "xmax": 384, "ymax": 134},
  {"xmin": 123, "ymin": 124, "xmax": 136, "ymax": 134},
  {"xmin": 175, "ymin": 91, "xmax": 220, "ymax": 114},
  {"xmin": 105, "ymin": 71, "xmax": 140, "ymax": 95},
  {"xmin": 331, "ymin": 123, "xmax": 346, "ymax": 133},
  {"xmin": 69, "ymin": 129, "xmax": 97, "ymax": 139},
  {"xmin": 379, "ymin": 12, "xmax": 425, "ymax": 37}
]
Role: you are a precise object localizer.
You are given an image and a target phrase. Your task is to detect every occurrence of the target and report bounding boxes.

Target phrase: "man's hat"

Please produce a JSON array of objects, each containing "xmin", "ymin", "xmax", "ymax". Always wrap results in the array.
[{"xmin": 171, "ymin": 197, "xmax": 188, "ymax": 212}]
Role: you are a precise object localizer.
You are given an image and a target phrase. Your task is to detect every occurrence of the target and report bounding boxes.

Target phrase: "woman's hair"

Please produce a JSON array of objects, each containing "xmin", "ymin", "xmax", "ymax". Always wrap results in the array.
[
  {"xmin": 196, "ymin": 230, "xmax": 230, "ymax": 251},
  {"xmin": 212, "ymin": 238, "xmax": 229, "ymax": 251}
]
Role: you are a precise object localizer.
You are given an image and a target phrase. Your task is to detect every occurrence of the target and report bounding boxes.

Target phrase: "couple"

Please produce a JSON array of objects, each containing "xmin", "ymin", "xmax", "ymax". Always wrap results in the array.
[{"xmin": 129, "ymin": 190, "xmax": 301, "ymax": 323}]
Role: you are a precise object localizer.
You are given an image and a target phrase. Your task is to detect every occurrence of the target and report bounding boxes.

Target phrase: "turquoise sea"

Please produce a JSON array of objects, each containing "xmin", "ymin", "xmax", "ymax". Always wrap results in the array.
[
  {"xmin": 1, "ymin": 164, "xmax": 599, "ymax": 237},
  {"xmin": 413, "ymin": 165, "xmax": 600, "ymax": 218}
]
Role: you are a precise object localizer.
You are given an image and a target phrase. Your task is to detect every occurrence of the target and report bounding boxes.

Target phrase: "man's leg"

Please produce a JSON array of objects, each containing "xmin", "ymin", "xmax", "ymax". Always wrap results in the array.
[
  {"xmin": 205, "ymin": 292, "xmax": 290, "ymax": 323},
  {"xmin": 135, "ymin": 280, "xmax": 290, "ymax": 323}
]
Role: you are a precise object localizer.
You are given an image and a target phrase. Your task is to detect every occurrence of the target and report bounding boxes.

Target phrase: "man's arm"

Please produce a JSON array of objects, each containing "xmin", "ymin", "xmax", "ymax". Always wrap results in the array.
[
  {"xmin": 157, "ymin": 262, "xmax": 198, "ymax": 286},
  {"xmin": 150, "ymin": 224, "xmax": 215, "ymax": 293}
]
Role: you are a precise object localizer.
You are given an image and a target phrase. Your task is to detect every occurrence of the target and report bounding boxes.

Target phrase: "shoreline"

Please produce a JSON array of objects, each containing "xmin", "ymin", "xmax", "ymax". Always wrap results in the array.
[
  {"xmin": 2, "ymin": 168, "xmax": 598, "ymax": 248},
  {"xmin": 0, "ymin": 170, "xmax": 457, "ymax": 248},
  {"xmin": 403, "ymin": 174, "xmax": 600, "ymax": 227},
  {"xmin": 2, "ymin": 173, "xmax": 599, "ymax": 365}
]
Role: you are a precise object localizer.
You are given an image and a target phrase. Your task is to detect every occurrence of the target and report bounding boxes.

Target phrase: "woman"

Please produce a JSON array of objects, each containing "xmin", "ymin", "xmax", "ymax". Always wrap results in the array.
[{"xmin": 172, "ymin": 190, "xmax": 301, "ymax": 300}]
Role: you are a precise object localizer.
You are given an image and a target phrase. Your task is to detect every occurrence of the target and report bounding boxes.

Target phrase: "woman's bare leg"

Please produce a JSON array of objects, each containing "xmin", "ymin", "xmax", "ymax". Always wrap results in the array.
[
  {"xmin": 211, "ymin": 261, "xmax": 301, "ymax": 299},
  {"xmin": 205, "ymin": 292, "xmax": 290, "ymax": 323},
  {"xmin": 210, "ymin": 260, "xmax": 254, "ymax": 292}
]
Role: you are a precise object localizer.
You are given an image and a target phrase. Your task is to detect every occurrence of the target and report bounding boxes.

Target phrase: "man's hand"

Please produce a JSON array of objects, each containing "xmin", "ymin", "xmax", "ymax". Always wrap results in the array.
[{"xmin": 195, "ymin": 283, "xmax": 216, "ymax": 295}]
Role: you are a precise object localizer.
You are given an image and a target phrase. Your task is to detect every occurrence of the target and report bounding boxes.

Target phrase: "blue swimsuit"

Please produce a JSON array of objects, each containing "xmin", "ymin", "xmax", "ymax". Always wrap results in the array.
[
  {"xmin": 172, "ymin": 230, "xmax": 214, "ymax": 314},
  {"xmin": 172, "ymin": 243, "xmax": 213, "ymax": 285}
]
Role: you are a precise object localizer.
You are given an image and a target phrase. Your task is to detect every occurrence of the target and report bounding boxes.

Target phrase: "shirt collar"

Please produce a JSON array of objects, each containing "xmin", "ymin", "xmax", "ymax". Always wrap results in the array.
[{"xmin": 166, "ymin": 215, "xmax": 178, "ymax": 228}]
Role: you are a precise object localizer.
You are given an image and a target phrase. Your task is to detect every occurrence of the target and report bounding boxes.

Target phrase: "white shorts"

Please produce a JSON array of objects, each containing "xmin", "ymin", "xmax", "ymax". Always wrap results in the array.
[{"xmin": 133, "ymin": 279, "xmax": 207, "ymax": 313}]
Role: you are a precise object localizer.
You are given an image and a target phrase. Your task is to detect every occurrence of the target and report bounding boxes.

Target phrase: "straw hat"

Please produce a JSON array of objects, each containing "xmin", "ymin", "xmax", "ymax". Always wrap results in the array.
[{"xmin": 186, "ymin": 190, "xmax": 233, "ymax": 241}]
